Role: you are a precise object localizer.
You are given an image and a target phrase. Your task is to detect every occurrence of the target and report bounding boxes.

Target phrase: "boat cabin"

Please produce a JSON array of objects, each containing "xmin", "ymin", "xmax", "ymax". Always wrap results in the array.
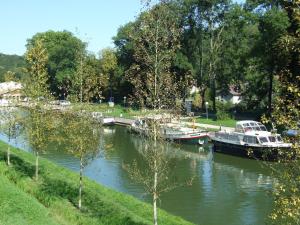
[{"xmin": 235, "ymin": 121, "xmax": 267, "ymax": 133}]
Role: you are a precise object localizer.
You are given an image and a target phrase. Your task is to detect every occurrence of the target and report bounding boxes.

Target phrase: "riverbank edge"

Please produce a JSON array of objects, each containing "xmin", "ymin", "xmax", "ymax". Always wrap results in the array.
[{"xmin": 0, "ymin": 141, "xmax": 194, "ymax": 225}]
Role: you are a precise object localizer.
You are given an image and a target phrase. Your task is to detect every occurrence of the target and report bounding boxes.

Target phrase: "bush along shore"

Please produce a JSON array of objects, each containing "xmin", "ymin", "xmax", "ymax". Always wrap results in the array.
[{"xmin": 0, "ymin": 141, "xmax": 193, "ymax": 225}]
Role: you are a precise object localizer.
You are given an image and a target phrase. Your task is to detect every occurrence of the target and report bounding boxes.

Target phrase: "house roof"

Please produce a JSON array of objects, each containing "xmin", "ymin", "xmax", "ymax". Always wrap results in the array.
[
  {"xmin": 0, "ymin": 81, "xmax": 23, "ymax": 95},
  {"xmin": 229, "ymin": 85, "xmax": 241, "ymax": 96}
]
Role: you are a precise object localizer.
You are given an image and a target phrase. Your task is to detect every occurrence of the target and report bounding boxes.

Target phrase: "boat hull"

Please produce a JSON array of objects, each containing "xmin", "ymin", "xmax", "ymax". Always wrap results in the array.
[
  {"xmin": 167, "ymin": 135, "xmax": 209, "ymax": 145},
  {"xmin": 130, "ymin": 126, "xmax": 209, "ymax": 145},
  {"xmin": 212, "ymin": 139, "xmax": 291, "ymax": 160}
]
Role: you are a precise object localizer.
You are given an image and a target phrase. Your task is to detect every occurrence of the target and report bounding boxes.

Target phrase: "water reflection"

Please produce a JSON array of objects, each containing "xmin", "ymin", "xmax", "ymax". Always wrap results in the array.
[{"xmin": 0, "ymin": 123, "xmax": 273, "ymax": 225}]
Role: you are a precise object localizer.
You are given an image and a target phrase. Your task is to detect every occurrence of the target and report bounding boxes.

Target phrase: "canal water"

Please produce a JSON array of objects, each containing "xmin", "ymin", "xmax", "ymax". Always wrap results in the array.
[{"xmin": 1, "ymin": 125, "xmax": 274, "ymax": 225}]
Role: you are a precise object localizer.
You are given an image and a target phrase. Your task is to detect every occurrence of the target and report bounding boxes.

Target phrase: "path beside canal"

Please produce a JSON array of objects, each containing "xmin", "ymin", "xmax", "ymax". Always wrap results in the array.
[{"xmin": 113, "ymin": 117, "xmax": 235, "ymax": 132}]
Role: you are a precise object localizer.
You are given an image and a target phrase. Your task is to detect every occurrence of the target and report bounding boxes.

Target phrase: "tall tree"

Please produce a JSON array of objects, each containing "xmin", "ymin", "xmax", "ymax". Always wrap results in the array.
[
  {"xmin": 179, "ymin": 0, "xmax": 230, "ymax": 111},
  {"xmin": 24, "ymin": 39, "xmax": 51, "ymax": 100},
  {"xmin": 26, "ymin": 31, "xmax": 86, "ymax": 99},
  {"xmin": 99, "ymin": 48, "xmax": 117, "ymax": 101},
  {"xmin": 123, "ymin": 2, "xmax": 195, "ymax": 225},
  {"xmin": 257, "ymin": 7, "xmax": 289, "ymax": 114},
  {"xmin": 126, "ymin": 0, "xmax": 182, "ymax": 109},
  {"xmin": 24, "ymin": 38, "xmax": 53, "ymax": 181},
  {"xmin": 0, "ymin": 108, "xmax": 20, "ymax": 166},
  {"xmin": 61, "ymin": 110, "xmax": 102, "ymax": 209},
  {"xmin": 113, "ymin": 22, "xmax": 136, "ymax": 102},
  {"xmin": 71, "ymin": 53, "xmax": 108, "ymax": 103},
  {"xmin": 258, "ymin": 0, "xmax": 300, "ymax": 224},
  {"xmin": 25, "ymin": 109, "xmax": 54, "ymax": 181}
]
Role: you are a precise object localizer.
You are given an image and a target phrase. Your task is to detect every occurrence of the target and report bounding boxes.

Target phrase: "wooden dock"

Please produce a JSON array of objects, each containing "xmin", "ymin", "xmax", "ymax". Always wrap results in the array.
[{"xmin": 114, "ymin": 117, "xmax": 134, "ymax": 126}]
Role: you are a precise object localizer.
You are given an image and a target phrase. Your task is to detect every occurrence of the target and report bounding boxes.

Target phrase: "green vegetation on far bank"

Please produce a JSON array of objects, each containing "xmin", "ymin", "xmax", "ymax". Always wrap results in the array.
[
  {"xmin": 72, "ymin": 103, "xmax": 172, "ymax": 119},
  {"xmin": 195, "ymin": 117, "xmax": 237, "ymax": 128},
  {"xmin": 0, "ymin": 141, "xmax": 194, "ymax": 225}
]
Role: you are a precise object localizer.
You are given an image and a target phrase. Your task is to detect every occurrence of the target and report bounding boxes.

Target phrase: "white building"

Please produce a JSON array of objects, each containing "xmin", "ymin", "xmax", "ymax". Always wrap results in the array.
[
  {"xmin": 0, "ymin": 81, "xmax": 23, "ymax": 102},
  {"xmin": 216, "ymin": 86, "xmax": 242, "ymax": 105}
]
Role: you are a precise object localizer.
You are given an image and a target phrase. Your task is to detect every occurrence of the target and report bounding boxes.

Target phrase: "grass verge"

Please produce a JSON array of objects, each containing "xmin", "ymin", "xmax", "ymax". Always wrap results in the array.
[
  {"xmin": 196, "ymin": 117, "xmax": 237, "ymax": 128},
  {"xmin": 0, "ymin": 175, "xmax": 58, "ymax": 225},
  {"xmin": 0, "ymin": 141, "xmax": 194, "ymax": 225}
]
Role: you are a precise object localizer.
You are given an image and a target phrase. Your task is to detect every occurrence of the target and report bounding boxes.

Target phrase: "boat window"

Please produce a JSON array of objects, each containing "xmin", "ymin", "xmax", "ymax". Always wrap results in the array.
[
  {"xmin": 259, "ymin": 137, "xmax": 268, "ymax": 143},
  {"xmin": 253, "ymin": 126, "xmax": 261, "ymax": 131},
  {"xmin": 277, "ymin": 136, "xmax": 283, "ymax": 142},
  {"xmin": 236, "ymin": 125, "xmax": 243, "ymax": 132},
  {"xmin": 244, "ymin": 126, "xmax": 253, "ymax": 132},
  {"xmin": 260, "ymin": 126, "xmax": 267, "ymax": 131},
  {"xmin": 243, "ymin": 136, "xmax": 258, "ymax": 144},
  {"xmin": 228, "ymin": 135, "xmax": 238, "ymax": 141},
  {"xmin": 268, "ymin": 136, "xmax": 276, "ymax": 142}
]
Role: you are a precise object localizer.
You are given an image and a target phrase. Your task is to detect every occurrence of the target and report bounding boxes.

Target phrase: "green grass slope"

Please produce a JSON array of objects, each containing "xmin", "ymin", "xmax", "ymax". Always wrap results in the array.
[
  {"xmin": 0, "ymin": 175, "xmax": 58, "ymax": 225},
  {"xmin": 0, "ymin": 141, "xmax": 194, "ymax": 225}
]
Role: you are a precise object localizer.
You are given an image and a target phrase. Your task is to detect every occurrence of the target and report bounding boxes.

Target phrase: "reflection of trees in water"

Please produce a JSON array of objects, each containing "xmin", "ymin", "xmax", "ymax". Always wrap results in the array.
[
  {"xmin": 130, "ymin": 134, "xmax": 213, "ymax": 162},
  {"xmin": 131, "ymin": 134, "xmax": 275, "ymax": 191},
  {"xmin": 212, "ymin": 161, "xmax": 275, "ymax": 191}
]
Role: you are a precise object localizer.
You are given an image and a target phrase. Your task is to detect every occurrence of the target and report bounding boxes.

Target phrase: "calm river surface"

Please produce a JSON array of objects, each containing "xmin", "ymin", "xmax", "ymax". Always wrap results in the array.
[{"xmin": 1, "ymin": 125, "xmax": 274, "ymax": 225}]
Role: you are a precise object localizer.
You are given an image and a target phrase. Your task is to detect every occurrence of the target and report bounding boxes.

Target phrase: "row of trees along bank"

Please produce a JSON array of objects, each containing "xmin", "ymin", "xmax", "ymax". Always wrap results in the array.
[
  {"xmin": 0, "ymin": 0, "xmax": 298, "ymax": 224},
  {"xmin": 1, "ymin": 2, "xmax": 195, "ymax": 225},
  {"xmin": 1, "ymin": 0, "xmax": 295, "ymax": 116}
]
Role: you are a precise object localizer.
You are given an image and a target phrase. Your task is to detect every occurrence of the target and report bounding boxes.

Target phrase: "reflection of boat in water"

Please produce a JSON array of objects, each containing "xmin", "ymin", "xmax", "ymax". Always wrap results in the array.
[
  {"xmin": 129, "ymin": 133, "xmax": 213, "ymax": 161},
  {"xmin": 103, "ymin": 127, "xmax": 116, "ymax": 135},
  {"xmin": 131, "ymin": 117, "xmax": 209, "ymax": 145},
  {"xmin": 212, "ymin": 159, "xmax": 275, "ymax": 190},
  {"xmin": 210, "ymin": 120, "xmax": 292, "ymax": 160}
]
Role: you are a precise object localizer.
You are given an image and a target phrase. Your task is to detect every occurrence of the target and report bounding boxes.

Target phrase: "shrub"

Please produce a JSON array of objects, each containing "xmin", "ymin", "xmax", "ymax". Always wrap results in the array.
[{"xmin": 216, "ymin": 101, "xmax": 232, "ymax": 120}]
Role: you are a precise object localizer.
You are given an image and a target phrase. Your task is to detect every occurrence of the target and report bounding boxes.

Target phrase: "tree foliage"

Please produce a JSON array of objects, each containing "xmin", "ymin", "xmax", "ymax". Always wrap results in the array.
[
  {"xmin": 259, "ymin": 0, "xmax": 300, "ymax": 224},
  {"xmin": 24, "ymin": 39, "xmax": 51, "ymax": 100},
  {"xmin": 59, "ymin": 110, "xmax": 102, "ymax": 209},
  {"xmin": 126, "ymin": 1, "xmax": 183, "ymax": 109},
  {"xmin": 26, "ymin": 30, "xmax": 86, "ymax": 99}
]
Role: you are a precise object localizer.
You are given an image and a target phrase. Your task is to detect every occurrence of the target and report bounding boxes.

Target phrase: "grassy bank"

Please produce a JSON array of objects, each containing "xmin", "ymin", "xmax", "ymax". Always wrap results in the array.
[
  {"xmin": 71, "ymin": 103, "xmax": 161, "ymax": 119},
  {"xmin": 195, "ymin": 117, "xmax": 237, "ymax": 128},
  {"xmin": 0, "ymin": 175, "xmax": 58, "ymax": 225},
  {"xmin": 0, "ymin": 141, "xmax": 193, "ymax": 225}
]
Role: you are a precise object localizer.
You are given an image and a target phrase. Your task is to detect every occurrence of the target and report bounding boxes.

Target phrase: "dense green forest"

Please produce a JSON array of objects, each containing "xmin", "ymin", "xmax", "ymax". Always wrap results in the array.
[
  {"xmin": 0, "ymin": 0, "xmax": 298, "ymax": 116},
  {"xmin": 0, "ymin": 53, "xmax": 25, "ymax": 82}
]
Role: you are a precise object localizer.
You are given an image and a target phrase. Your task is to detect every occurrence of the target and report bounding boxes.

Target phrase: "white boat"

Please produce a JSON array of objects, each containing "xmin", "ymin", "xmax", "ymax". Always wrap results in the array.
[
  {"xmin": 210, "ymin": 120, "xmax": 292, "ymax": 160},
  {"xmin": 131, "ymin": 118, "xmax": 209, "ymax": 145}
]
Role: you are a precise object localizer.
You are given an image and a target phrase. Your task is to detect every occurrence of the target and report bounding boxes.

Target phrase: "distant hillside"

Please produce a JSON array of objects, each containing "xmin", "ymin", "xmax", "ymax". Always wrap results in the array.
[{"xmin": 0, "ymin": 53, "xmax": 26, "ymax": 82}]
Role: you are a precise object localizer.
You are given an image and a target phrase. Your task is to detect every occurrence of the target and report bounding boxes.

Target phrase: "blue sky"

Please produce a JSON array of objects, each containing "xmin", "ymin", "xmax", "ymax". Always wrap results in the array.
[{"xmin": 0, "ymin": 0, "xmax": 142, "ymax": 56}]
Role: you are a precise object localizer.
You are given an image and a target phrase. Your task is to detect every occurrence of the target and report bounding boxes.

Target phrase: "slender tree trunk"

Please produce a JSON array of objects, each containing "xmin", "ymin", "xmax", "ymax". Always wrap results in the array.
[
  {"xmin": 153, "ymin": 125, "xmax": 158, "ymax": 225},
  {"xmin": 80, "ymin": 57, "xmax": 83, "ymax": 103},
  {"xmin": 209, "ymin": 15, "xmax": 216, "ymax": 112},
  {"xmin": 212, "ymin": 75, "xmax": 216, "ymax": 112},
  {"xmin": 7, "ymin": 146, "xmax": 10, "ymax": 166},
  {"xmin": 201, "ymin": 87, "xmax": 206, "ymax": 109},
  {"xmin": 154, "ymin": 21, "xmax": 159, "ymax": 109},
  {"xmin": 78, "ymin": 155, "xmax": 83, "ymax": 209},
  {"xmin": 153, "ymin": 166, "xmax": 158, "ymax": 225},
  {"xmin": 268, "ymin": 72, "xmax": 273, "ymax": 115},
  {"xmin": 35, "ymin": 151, "xmax": 39, "ymax": 180}
]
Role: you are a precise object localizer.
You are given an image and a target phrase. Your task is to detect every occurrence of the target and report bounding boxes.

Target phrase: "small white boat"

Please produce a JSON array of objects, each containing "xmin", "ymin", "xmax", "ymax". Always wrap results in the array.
[
  {"xmin": 101, "ymin": 117, "xmax": 115, "ymax": 125},
  {"xmin": 131, "ymin": 118, "xmax": 209, "ymax": 145},
  {"xmin": 91, "ymin": 112, "xmax": 115, "ymax": 125}
]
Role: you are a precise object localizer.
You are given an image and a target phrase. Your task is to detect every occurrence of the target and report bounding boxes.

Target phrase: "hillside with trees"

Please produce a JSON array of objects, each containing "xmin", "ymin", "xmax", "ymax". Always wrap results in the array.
[{"xmin": 0, "ymin": 53, "xmax": 26, "ymax": 81}]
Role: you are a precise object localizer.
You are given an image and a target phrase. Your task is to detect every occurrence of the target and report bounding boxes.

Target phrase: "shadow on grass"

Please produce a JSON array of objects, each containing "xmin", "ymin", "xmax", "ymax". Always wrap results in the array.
[
  {"xmin": 0, "ymin": 152, "xmax": 36, "ymax": 178},
  {"xmin": 38, "ymin": 176, "xmax": 145, "ymax": 225},
  {"xmin": 0, "ymin": 151, "xmax": 147, "ymax": 225}
]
